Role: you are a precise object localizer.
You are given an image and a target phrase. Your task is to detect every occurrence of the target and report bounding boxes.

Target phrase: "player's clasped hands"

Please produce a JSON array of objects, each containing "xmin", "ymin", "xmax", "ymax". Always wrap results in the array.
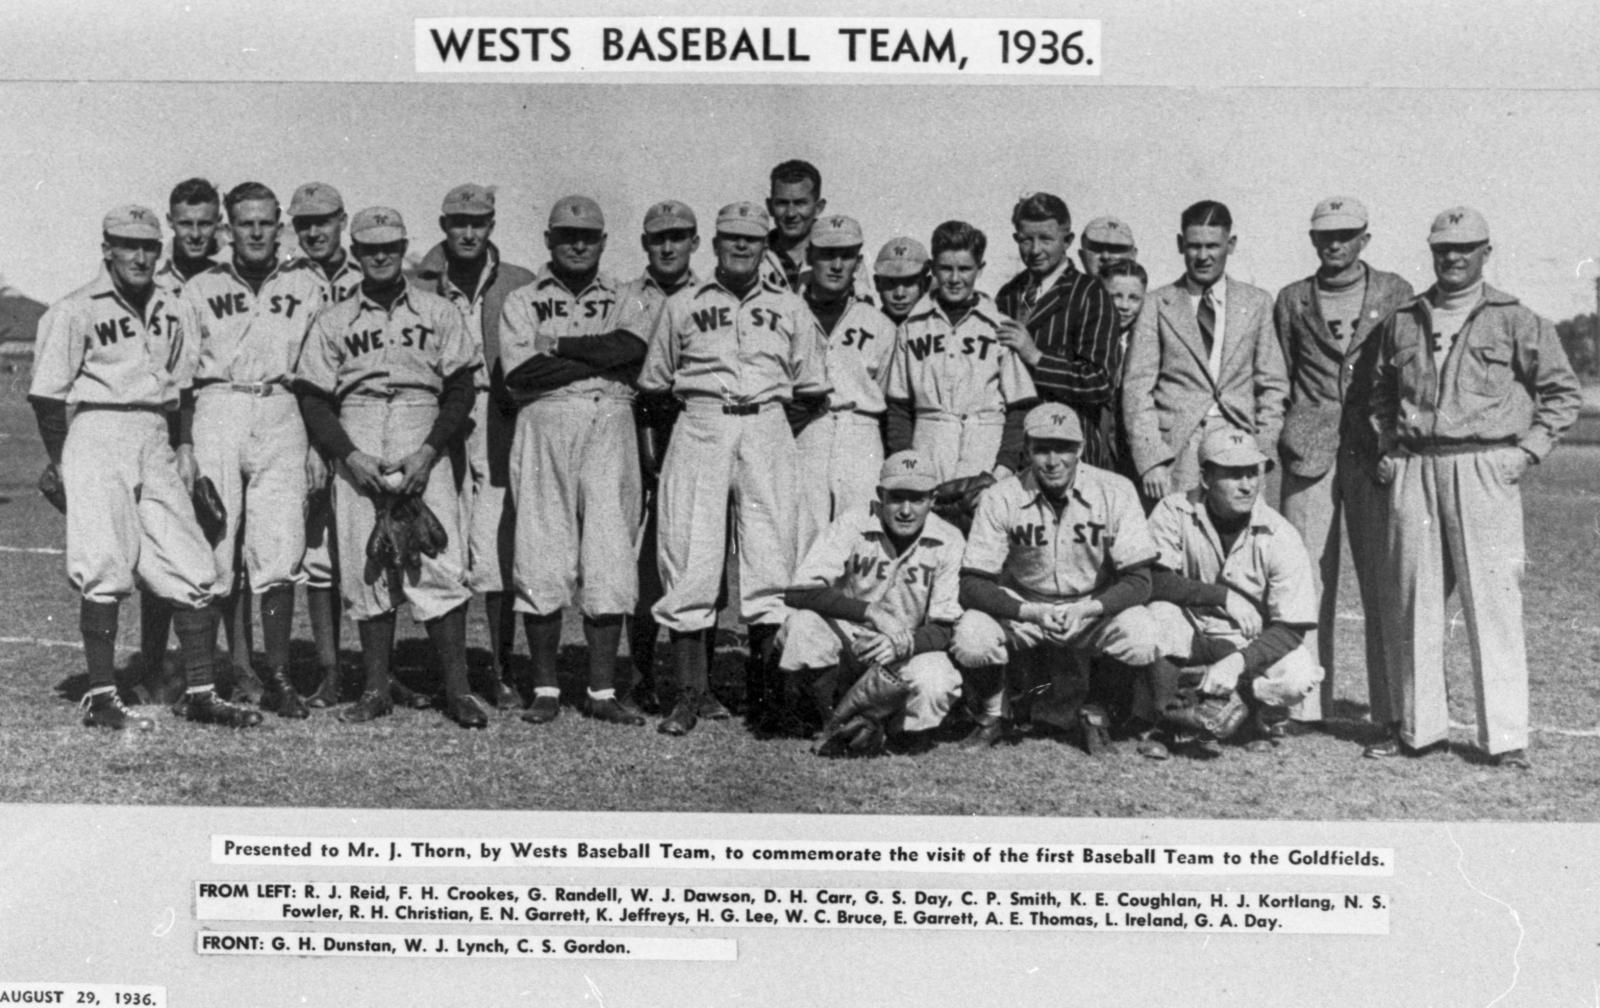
[
  {"xmin": 384, "ymin": 444, "xmax": 439, "ymax": 497},
  {"xmin": 343, "ymin": 450, "xmax": 391, "ymax": 496}
]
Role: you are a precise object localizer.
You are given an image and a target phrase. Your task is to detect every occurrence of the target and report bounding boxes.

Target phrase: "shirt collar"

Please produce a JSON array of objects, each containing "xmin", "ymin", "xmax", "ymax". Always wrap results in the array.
[
  {"xmin": 1181, "ymin": 274, "xmax": 1228, "ymax": 302},
  {"xmin": 857, "ymin": 506, "xmax": 952, "ymax": 548},
  {"xmin": 535, "ymin": 264, "xmax": 614, "ymax": 297},
  {"xmin": 1175, "ymin": 487, "xmax": 1274, "ymax": 532},
  {"xmin": 908, "ymin": 290, "xmax": 1003, "ymax": 327},
  {"xmin": 355, "ymin": 280, "xmax": 416, "ymax": 314},
  {"xmin": 642, "ymin": 268, "xmax": 698, "ymax": 296},
  {"xmin": 1019, "ymin": 467, "xmax": 1090, "ymax": 509}
]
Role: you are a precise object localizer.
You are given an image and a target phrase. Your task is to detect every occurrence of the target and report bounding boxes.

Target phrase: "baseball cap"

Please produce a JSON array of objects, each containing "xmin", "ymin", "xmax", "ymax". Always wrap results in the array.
[
  {"xmin": 1083, "ymin": 216, "xmax": 1135, "ymax": 248},
  {"xmin": 811, "ymin": 215, "xmax": 863, "ymax": 249},
  {"xmin": 1023, "ymin": 402, "xmax": 1084, "ymax": 442},
  {"xmin": 1428, "ymin": 206, "xmax": 1490, "ymax": 246},
  {"xmin": 548, "ymin": 196, "xmax": 604, "ymax": 231},
  {"xmin": 878, "ymin": 450, "xmax": 939, "ymax": 493},
  {"xmin": 873, "ymin": 237, "xmax": 930, "ymax": 278},
  {"xmin": 642, "ymin": 199, "xmax": 696, "ymax": 234},
  {"xmin": 441, "ymin": 183, "xmax": 495, "ymax": 216},
  {"xmin": 715, "ymin": 201, "xmax": 769, "ymax": 237},
  {"xmin": 349, "ymin": 206, "xmax": 407, "ymax": 244},
  {"xmin": 288, "ymin": 182, "xmax": 343, "ymax": 217},
  {"xmin": 1309, "ymin": 196, "xmax": 1367, "ymax": 232},
  {"xmin": 1198, "ymin": 425, "xmax": 1271, "ymax": 469},
  {"xmin": 102, "ymin": 204, "xmax": 162, "ymax": 241}
]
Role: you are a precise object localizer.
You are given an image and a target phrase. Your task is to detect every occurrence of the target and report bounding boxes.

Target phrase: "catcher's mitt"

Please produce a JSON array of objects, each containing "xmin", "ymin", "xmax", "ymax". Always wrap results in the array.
[
  {"xmin": 1164, "ymin": 689, "xmax": 1249, "ymax": 741},
  {"xmin": 814, "ymin": 663, "xmax": 911, "ymax": 758},
  {"xmin": 931, "ymin": 471, "xmax": 996, "ymax": 533},
  {"xmin": 192, "ymin": 475, "xmax": 227, "ymax": 546},
  {"xmin": 38, "ymin": 462, "xmax": 66, "ymax": 514}
]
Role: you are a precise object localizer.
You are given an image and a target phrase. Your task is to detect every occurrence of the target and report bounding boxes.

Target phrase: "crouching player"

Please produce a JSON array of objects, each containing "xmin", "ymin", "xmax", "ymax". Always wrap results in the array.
[
  {"xmin": 1136, "ymin": 425, "xmax": 1322, "ymax": 757},
  {"xmin": 950, "ymin": 403, "xmax": 1159, "ymax": 752},
  {"xmin": 776, "ymin": 450, "xmax": 964, "ymax": 754}
]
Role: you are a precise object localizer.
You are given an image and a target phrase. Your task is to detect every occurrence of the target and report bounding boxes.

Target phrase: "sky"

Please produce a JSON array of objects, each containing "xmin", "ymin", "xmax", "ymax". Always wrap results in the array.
[{"xmin": 0, "ymin": 3, "xmax": 1597, "ymax": 321}]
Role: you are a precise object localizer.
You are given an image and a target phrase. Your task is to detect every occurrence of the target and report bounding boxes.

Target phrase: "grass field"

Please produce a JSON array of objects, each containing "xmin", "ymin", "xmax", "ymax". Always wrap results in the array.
[{"xmin": 1, "ymin": 386, "xmax": 1598, "ymax": 820}]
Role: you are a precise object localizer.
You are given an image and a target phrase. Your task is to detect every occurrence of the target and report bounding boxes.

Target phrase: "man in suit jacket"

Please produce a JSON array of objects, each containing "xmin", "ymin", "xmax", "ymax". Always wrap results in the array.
[
  {"xmin": 1121, "ymin": 200, "xmax": 1288, "ymax": 504},
  {"xmin": 994, "ymin": 192, "xmax": 1122, "ymax": 469},
  {"xmin": 1274, "ymin": 196, "xmax": 1413, "ymax": 733}
]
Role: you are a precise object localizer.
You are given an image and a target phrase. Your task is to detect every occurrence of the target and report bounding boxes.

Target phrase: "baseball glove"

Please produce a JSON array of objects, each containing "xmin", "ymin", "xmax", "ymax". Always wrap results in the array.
[
  {"xmin": 38, "ymin": 462, "xmax": 66, "ymax": 514},
  {"xmin": 814, "ymin": 663, "xmax": 911, "ymax": 758},
  {"xmin": 1164, "ymin": 689, "xmax": 1250, "ymax": 741},
  {"xmin": 366, "ymin": 500, "xmax": 398, "ymax": 568},
  {"xmin": 192, "ymin": 476, "xmax": 227, "ymax": 546},
  {"xmin": 931, "ymin": 472, "xmax": 995, "ymax": 532}
]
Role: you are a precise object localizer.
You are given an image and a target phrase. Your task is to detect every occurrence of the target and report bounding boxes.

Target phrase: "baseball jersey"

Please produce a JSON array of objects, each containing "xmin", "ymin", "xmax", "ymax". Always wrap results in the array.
[
  {"xmin": 962, "ymin": 465, "xmax": 1156, "ymax": 604},
  {"xmin": 154, "ymin": 258, "xmax": 213, "ymax": 298},
  {"xmin": 30, "ymin": 273, "xmax": 192, "ymax": 408},
  {"xmin": 296, "ymin": 283, "xmax": 480, "ymax": 398},
  {"xmin": 637, "ymin": 275, "xmax": 831, "ymax": 405},
  {"xmin": 291, "ymin": 254, "xmax": 363, "ymax": 304},
  {"xmin": 434, "ymin": 248, "xmax": 501, "ymax": 392},
  {"xmin": 1146, "ymin": 491, "xmax": 1316, "ymax": 638},
  {"xmin": 619, "ymin": 269, "xmax": 699, "ymax": 324},
  {"xmin": 790, "ymin": 509, "xmax": 965, "ymax": 630},
  {"xmin": 180, "ymin": 260, "xmax": 333, "ymax": 387},
  {"xmin": 885, "ymin": 292, "xmax": 1037, "ymax": 416},
  {"xmin": 812, "ymin": 297, "xmax": 897, "ymax": 415},
  {"xmin": 498, "ymin": 268, "xmax": 652, "ymax": 401}
]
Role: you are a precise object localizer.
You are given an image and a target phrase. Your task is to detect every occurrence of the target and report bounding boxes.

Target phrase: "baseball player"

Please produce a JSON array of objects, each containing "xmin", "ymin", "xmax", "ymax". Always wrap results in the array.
[
  {"xmin": 1136, "ymin": 425, "xmax": 1323, "ymax": 758},
  {"xmin": 883, "ymin": 220, "xmax": 1037, "ymax": 486},
  {"xmin": 29, "ymin": 204, "xmax": 260, "ymax": 729},
  {"xmin": 619, "ymin": 199, "xmax": 719, "ymax": 713},
  {"xmin": 994, "ymin": 193, "xmax": 1123, "ymax": 469},
  {"xmin": 1077, "ymin": 216, "xmax": 1138, "ymax": 279},
  {"xmin": 498, "ymin": 196, "xmax": 653, "ymax": 728},
  {"xmin": 761, "ymin": 160, "xmax": 826, "ymax": 293},
  {"xmin": 179, "ymin": 182, "xmax": 335, "ymax": 719},
  {"xmin": 950, "ymin": 402, "xmax": 1159, "ymax": 751},
  {"xmin": 795, "ymin": 214, "xmax": 897, "ymax": 555},
  {"xmin": 637, "ymin": 200, "xmax": 831, "ymax": 735},
  {"xmin": 294, "ymin": 206, "xmax": 487, "ymax": 728},
  {"xmin": 285, "ymin": 181, "xmax": 363, "ymax": 708},
  {"xmin": 138, "ymin": 177, "xmax": 224, "ymax": 703},
  {"xmin": 871, "ymin": 237, "xmax": 931, "ymax": 326},
  {"xmin": 1368, "ymin": 207, "xmax": 1579, "ymax": 768},
  {"xmin": 414, "ymin": 183, "xmax": 536, "ymax": 711},
  {"xmin": 1122, "ymin": 200, "xmax": 1288, "ymax": 503},
  {"xmin": 1273, "ymin": 196, "xmax": 1414, "ymax": 733},
  {"xmin": 776, "ymin": 450, "xmax": 964, "ymax": 751}
]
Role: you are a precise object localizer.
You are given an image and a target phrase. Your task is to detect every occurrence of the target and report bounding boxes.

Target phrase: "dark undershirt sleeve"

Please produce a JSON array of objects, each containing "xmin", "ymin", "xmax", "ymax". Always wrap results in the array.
[
  {"xmin": 424, "ymin": 367, "xmax": 477, "ymax": 452},
  {"xmin": 959, "ymin": 569, "xmax": 1023, "ymax": 620},
  {"xmin": 503, "ymin": 355, "xmax": 610, "ymax": 405},
  {"xmin": 910, "ymin": 622, "xmax": 954, "ymax": 655},
  {"xmin": 783, "ymin": 586, "xmax": 871, "ymax": 623},
  {"xmin": 1148, "ymin": 566, "xmax": 1231, "ymax": 607},
  {"xmin": 28, "ymin": 396, "xmax": 68, "ymax": 465},
  {"xmin": 1240, "ymin": 623, "xmax": 1307, "ymax": 680},
  {"xmin": 1090, "ymin": 563, "xmax": 1152, "ymax": 616},
  {"xmin": 885, "ymin": 398, "xmax": 915, "ymax": 453},
  {"xmin": 995, "ymin": 403, "xmax": 1030, "ymax": 472},
  {"xmin": 296, "ymin": 389, "xmax": 358, "ymax": 460},
  {"xmin": 168, "ymin": 389, "xmax": 195, "ymax": 448},
  {"xmin": 555, "ymin": 331, "xmax": 648, "ymax": 371}
]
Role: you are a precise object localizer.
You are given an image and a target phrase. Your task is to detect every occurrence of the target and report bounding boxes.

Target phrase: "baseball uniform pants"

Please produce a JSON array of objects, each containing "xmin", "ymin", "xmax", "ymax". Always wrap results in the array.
[
  {"xmin": 333, "ymin": 395, "xmax": 471, "ymax": 623},
  {"xmin": 1141, "ymin": 600, "xmax": 1322, "ymax": 708},
  {"xmin": 62, "ymin": 407, "xmax": 216, "ymax": 608},
  {"xmin": 464, "ymin": 389, "xmax": 516, "ymax": 594},
  {"xmin": 951, "ymin": 601, "xmax": 1160, "ymax": 719},
  {"xmin": 913, "ymin": 410, "xmax": 1004, "ymax": 483},
  {"xmin": 777, "ymin": 609, "xmax": 961, "ymax": 732},
  {"xmin": 652, "ymin": 401, "xmax": 798, "ymax": 634},
  {"xmin": 1281, "ymin": 451, "xmax": 1395, "ymax": 724},
  {"xmin": 192, "ymin": 387, "xmax": 308, "ymax": 595},
  {"xmin": 795, "ymin": 410, "xmax": 883, "ymax": 556},
  {"xmin": 508, "ymin": 392, "xmax": 641, "ymax": 617},
  {"xmin": 1386, "ymin": 450, "xmax": 1529, "ymax": 755}
]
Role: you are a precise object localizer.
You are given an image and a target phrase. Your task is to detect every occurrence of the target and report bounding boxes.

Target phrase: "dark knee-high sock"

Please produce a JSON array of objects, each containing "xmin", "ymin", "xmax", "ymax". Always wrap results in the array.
[
  {"xmin": 138, "ymin": 589, "xmax": 170, "ymax": 672},
  {"xmin": 172, "ymin": 605, "xmax": 220, "ymax": 691},
  {"xmin": 259, "ymin": 585, "xmax": 294, "ymax": 674},
  {"xmin": 307, "ymin": 586, "xmax": 340, "ymax": 674},
  {"xmin": 357, "ymin": 614, "xmax": 396, "ymax": 695},
  {"xmin": 583, "ymin": 614, "xmax": 624, "ymax": 696},
  {"xmin": 525, "ymin": 611, "xmax": 562, "ymax": 695},
  {"xmin": 81, "ymin": 599, "xmax": 119, "ymax": 693},
  {"xmin": 425, "ymin": 604, "xmax": 471, "ymax": 698}
]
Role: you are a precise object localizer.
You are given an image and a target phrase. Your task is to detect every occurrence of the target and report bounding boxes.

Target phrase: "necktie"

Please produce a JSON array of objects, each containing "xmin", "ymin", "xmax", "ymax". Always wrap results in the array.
[
  {"xmin": 1020, "ymin": 278, "xmax": 1040, "ymax": 315},
  {"xmin": 1197, "ymin": 287, "xmax": 1216, "ymax": 355}
]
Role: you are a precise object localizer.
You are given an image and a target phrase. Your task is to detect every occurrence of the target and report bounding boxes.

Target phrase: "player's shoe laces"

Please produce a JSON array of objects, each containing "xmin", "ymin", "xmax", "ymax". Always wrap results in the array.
[
  {"xmin": 174, "ymin": 690, "xmax": 264, "ymax": 728},
  {"xmin": 80, "ymin": 690, "xmax": 154, "ymax": 731}
]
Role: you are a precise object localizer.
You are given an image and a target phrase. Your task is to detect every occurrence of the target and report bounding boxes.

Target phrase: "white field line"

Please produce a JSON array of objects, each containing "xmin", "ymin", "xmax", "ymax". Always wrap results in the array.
[{"xmin": 0, "ymin": 545, "xmax": 64, "ymax": 554}]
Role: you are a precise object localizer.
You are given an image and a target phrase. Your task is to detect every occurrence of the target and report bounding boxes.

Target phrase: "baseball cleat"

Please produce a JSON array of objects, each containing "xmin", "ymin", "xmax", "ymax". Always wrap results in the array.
[
  {"xmin": 338, "ymin": 690, "xmax": 394, "ymax": 724},
  {"xmin": 389, "ymin": 680, "xmax": 433, "ymax": 710},
  {"xmin": 658, "ymin": 692, "xmax": 700, "ymax": 736},
  {"xmin": 520, "ymin": 694, "xmax": 561, "ymax": 725},
  {"xmin": 81, "ymin": 690, "xmax": 155, "ymax": 731},
  {"xmin": 958, "ymin": 719, "xmax": 1008, "ymax": 749},
  {"xmin": 1078, "ymin": 704, "xmax": 1112, "ymax": 756},
  {"xmin": 491, "ymin": 677, "xmax": 525, "ymax": 711},
  {"xmin": 582, "ymin": 696, "xmax": 646, "ymax": 726},
  {"xmin": 228, "ymin": 667, "xmax": 266, "ymax": 706},
  {"xmin": 448, "ymin": 693, "xmax": 491, "ymax": 729},
  {"xmin": 696, "ymin": 692, "xmax": 732, "ymax": 721},
  {"xmin": 1492, "ymin": 748, "xmax": 1531, "ymax": 770},
  {"xmin": 261, "ymin": 670, "xmax": 310, "ymax": 719},
  {"xmin": 176, "ymin": 690, "xmax": 264, "ymax": 728},
  {"xmin": 305, "ymin": 672, "xmax": 343, "ymax": 709}
]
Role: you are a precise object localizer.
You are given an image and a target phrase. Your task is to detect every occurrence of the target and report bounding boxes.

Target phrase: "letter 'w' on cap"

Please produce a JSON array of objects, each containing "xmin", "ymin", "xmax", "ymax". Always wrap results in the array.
[
  {"xmin": 1428, "ymin": 205, "xmax": 1490, "ymax": 246},
  {"xmin": 441, "ymin": 183, "xmax": 495, "ymax": 216},
  {"xmin": 548, "ymin": 196, "xmax": 604, "ymax": 231},
  {"xmin": 715, "ymin": 201, "xmax": 769, "ymax": 237},
  {"xmin": 878, "ymin": 450, "xmax": 939, "ymax": 492},
  {"xmin": 873, "ymin": 236, "xmax": 930, "ymax": 278},
  {"xmin": 350, "ymin": 206, "xmax": 407, "ymax": 244},
  {"xmin": 289, "ymin": 182, "xmax": 344, "ymax": 217},
  {"xmin": 103, "ymin": 204, "xmax": 162, "ymax": 241},
  {"xmin": 1309, "ymin": 196, "xmax": 1367, "ymax": 232},
  {"xmin": 1023, "ymin": 402, "xmax": 1083, "ymax": 442},
  {"xmin": 642, "ymin": 199, "xmax": 697, "ymax": 234},
  {"xmin": 1198, "ymin": 424, "xmax": 1270, "ymax": 469},
  {"xmin": 811, "ymin": 215, "xmax": 864, "ymax": 249}
]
